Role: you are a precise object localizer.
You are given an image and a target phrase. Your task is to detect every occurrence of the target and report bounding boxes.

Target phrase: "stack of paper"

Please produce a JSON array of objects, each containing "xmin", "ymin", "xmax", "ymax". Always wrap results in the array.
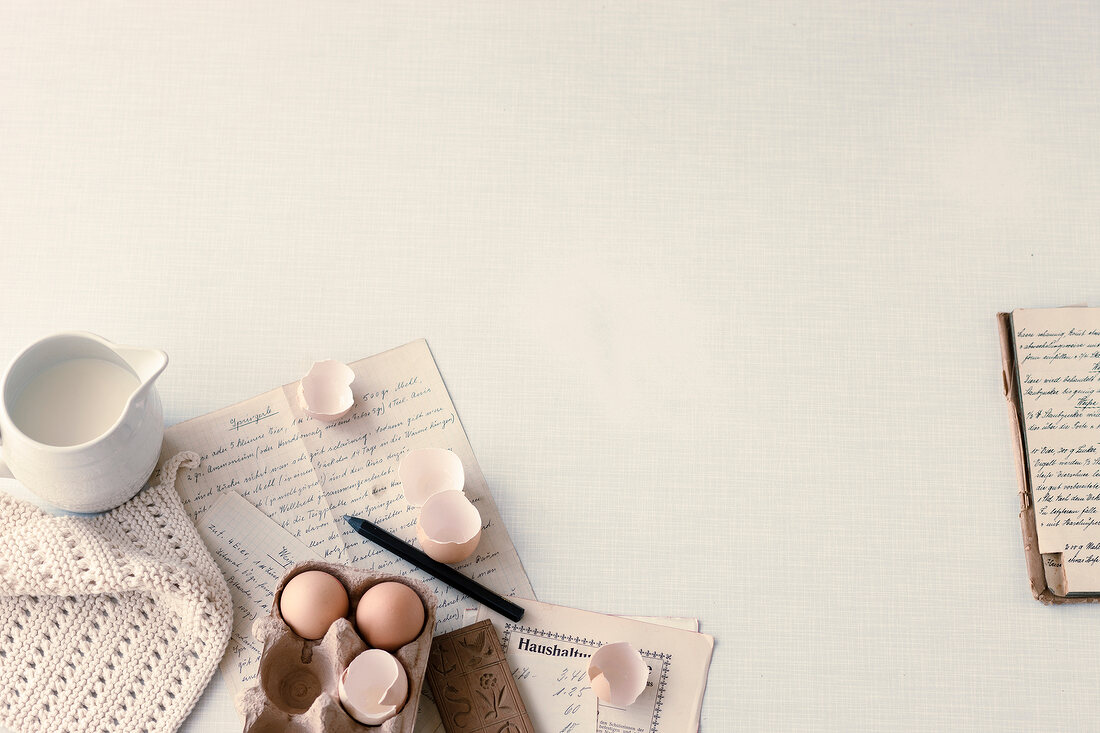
[{"xmin": 161, "ymin": 339, "xmax": 713, "ymax": 731}]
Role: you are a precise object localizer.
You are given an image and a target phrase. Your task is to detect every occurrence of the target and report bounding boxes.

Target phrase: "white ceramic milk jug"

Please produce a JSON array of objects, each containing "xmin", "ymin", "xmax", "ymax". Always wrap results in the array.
[{"xmin": 0, "ymin": 332, "xmax": 168, "ymax": 513}]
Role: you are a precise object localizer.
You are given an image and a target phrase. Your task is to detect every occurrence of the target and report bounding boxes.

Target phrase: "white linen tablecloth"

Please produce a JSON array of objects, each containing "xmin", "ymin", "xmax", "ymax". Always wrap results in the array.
[{"xmin": 3, "ymin": 2, "xmax": 1100, "ymax": 730}]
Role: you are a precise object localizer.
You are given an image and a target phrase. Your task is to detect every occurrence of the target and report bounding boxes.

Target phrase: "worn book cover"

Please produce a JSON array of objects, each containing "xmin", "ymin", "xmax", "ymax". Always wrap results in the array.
[{"xmin": 998, "ymin": 311, "xmax": 1100, "ymax": 604}]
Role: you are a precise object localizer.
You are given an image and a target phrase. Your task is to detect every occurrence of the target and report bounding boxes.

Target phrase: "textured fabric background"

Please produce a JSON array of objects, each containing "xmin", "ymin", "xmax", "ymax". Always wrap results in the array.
[{"xmin": 2, "ymin": 2, "xmax": 1100, "ymax": 731}]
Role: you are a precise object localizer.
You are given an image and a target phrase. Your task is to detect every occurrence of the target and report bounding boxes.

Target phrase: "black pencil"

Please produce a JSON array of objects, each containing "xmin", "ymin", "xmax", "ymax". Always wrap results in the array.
[{"xmin": 343, "ymin": 514, "xmax": 525, "ymax": 622}]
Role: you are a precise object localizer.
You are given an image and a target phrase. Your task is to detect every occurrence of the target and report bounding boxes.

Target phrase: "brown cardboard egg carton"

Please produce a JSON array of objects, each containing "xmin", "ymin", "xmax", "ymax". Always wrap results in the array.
[{"xmin": 237, "ymin": 560, "xmax": 438, "ymax": 732}]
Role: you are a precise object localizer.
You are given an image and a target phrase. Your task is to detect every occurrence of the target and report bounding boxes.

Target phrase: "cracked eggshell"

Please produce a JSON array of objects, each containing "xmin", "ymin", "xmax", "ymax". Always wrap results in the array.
[
  {"xmin": 398, "ymin": 448, "xmax": 464, "ymax": 506},
  {"xmin": 587, "ymin": 641, "xmax": 649, "ymax": 707},
  {"xmin": 416, "ymin": 489, "xmax": 481, "ymax": 564},
  {"xmin": 338, "ymin": 649, "xmax": 409, "ymax": 726},
  {"xmin": 298, "ymin": 360, "xmax": 355, "ymax": 421}
]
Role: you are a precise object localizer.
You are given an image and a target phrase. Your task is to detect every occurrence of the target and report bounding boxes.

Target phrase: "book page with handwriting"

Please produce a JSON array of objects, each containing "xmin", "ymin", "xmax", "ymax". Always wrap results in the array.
[
  {"xmin": 198, "ymin": 490, "xmax": 319, "ymax": 700},
  {"xmin": 162, "ymin": 386, "xmax": 348, "ymax": 562},
  {"xmin": 478, "ymin": 598, "xmax": 713, "ymax": 733},
  {"xmin": 160, "ymin": 339, "xmax": 534, "ymax": 632},
  {"xmin": 288, "ymin": 340, "xmax": 534, "ymax": 629},
  {"xmin": 1013, "ymin": 307, "xmax": 1100, "ymax": 592}
]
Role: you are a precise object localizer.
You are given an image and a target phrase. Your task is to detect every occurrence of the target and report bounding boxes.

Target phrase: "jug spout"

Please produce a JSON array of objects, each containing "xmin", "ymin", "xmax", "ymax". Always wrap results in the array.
[{"xmin": 114, "ymin": 345, "xmax": 169, "ymax": 389}]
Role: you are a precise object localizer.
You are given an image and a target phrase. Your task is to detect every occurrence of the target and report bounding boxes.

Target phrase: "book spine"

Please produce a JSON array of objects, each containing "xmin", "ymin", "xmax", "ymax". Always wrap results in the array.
[{"xmin": 997, "ymin": 312, "xmax": 1055, "ymax": 603}]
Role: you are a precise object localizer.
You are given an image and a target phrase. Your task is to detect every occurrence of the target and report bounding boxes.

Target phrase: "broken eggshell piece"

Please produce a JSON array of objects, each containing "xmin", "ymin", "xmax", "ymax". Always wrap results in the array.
[
  {"xmin": 338, "ymin": 648, "xmax": 409, "ymax": 726},
  {"xmin": 399, "ymin": 448, "xmax": 464, "ymax": 506},
  {"xmin": 587, "ymin": 641, "xmax": 649, "ymax": 707},
  {"xmin": 416, "ymin": 490, "xmax": 481, "ymax": 564},
  {"xmin": 298, "ymin": 360, "xmax": 355, "ymax": 421}
]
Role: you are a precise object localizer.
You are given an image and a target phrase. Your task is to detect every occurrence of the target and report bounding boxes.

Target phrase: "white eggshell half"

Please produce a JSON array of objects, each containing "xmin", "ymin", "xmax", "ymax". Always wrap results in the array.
[
  {"xmin": 298, "ymin": 360, "xmax": 356, "ymax": 421},
  {"xmin": 338, "ymin": 649, "xmax": 409, "ymax": 725},
  {"xmin": 587, "ymin": 641, "xmax": 649, "ymax": 707},
  {"xmin": 399, "ymin": 448, "xmax": 464, "ymax": 506},
  {"xmin": 416, "ymin": 490, "xmax": 481, "ymax": 564}
]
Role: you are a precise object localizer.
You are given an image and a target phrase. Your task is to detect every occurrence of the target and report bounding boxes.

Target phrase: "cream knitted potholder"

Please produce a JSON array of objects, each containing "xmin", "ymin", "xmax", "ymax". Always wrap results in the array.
[{"xmin": 0, "ymin": 452, "xmax": 233, "ymax": 733}]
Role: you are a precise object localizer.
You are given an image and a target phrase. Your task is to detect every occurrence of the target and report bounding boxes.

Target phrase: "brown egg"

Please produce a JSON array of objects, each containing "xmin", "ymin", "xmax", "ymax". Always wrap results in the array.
[
  {"xmin": 279, "ymin": 570, "xmax": 350, "ymax": 640},
  {"xmin": 355, "ymin": 582, "xmax": 426, "ymax": 651}
]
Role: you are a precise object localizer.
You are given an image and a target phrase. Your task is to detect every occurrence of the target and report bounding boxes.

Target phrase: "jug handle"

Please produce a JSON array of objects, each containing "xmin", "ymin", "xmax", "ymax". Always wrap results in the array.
[{"xmin": 0, "ymin": 431, "xmax": 11, "ymax": 480}]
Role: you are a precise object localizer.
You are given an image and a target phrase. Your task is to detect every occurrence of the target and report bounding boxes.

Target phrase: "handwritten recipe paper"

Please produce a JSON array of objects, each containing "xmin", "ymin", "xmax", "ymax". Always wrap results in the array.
[
  {"xmin": 478, "ymin": 599, "xmax": 713, "ymax": 733},
  {"xmin": 1013, "ymin": 308, "xmax": 1100, "ymax": 593},
  {"xmin": 198, "ymin": 491, "xmax": 319, "ymax": 699},
  {"xmin": 158, "ymin": 340, "xmax": 535, "ymax": 692}
]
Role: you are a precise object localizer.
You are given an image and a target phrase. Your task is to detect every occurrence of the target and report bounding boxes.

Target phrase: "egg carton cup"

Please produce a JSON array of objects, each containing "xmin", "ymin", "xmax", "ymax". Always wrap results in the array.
[{"xmin": 237, "ymin": 560, "xmax": 438, "ymax": 733}]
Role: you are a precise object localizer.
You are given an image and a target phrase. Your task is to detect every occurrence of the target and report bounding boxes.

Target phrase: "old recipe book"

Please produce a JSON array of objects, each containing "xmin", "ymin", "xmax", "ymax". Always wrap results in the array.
[{"xmin": 1000, "ymin": 307, "xmax": 1100, "ymax": 601}]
